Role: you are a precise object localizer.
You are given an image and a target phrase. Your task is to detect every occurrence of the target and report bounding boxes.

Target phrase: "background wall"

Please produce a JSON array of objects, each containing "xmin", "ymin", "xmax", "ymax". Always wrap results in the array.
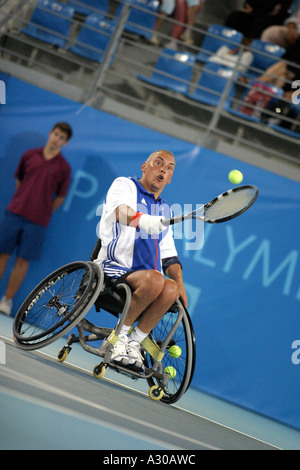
[{"xmin": 1, "ymin": 73, "xmax": 300, "ymax": 430}]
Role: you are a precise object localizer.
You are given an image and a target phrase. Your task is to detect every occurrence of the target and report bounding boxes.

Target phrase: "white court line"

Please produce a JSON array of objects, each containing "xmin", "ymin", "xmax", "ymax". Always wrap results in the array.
[
  {"xmin": 0, "ymin": 384, "xmax": 180, "ymax": 450},
  {"xmin": 0, "ymin": 366, "xmax": 220, "ymax": 450}
]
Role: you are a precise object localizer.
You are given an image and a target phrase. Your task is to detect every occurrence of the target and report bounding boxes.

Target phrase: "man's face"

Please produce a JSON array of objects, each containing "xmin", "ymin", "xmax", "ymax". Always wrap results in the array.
[
  {"xmin": 141, "ymin": 151, "xmax": 175, "ymax": 195},
  {"xmin": 47, "ymin": 128, "xmax": 69, "ymax": 151}
]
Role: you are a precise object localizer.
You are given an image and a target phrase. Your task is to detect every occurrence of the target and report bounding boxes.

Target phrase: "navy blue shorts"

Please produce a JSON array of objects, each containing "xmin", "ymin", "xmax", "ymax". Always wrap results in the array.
[{"xmin": 0, "ymin": 210, "xmax": 47, "ymax": 261}]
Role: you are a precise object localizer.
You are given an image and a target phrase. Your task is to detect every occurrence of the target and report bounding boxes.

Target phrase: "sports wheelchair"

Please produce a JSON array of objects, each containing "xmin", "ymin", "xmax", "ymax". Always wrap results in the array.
[{"xmin": 13, "ymin": 239, "xmax": 196, "ymax": 404}]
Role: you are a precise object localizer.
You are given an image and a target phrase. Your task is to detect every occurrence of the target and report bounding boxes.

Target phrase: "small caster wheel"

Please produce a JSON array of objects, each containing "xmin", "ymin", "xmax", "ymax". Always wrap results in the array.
[
  {"xmin": 149, "ymin": 385, "xmax": 164, "ymax": 401},
  {"xmin": 57, "ymin": 346, "xmax": 71, "ymax": 362},
  {"xmin": 93, "ymin": 363, "xmax": 106, "ymax": 379}
]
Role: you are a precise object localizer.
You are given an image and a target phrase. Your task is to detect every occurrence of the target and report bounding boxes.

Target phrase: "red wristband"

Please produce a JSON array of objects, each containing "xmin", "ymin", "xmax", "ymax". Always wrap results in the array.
[{"xmin": 130, "ymin": 212, "xmax": 143, "ymax": 228}]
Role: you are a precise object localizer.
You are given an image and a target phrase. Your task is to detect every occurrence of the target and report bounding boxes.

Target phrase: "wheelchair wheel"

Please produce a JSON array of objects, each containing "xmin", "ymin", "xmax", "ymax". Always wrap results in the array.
[
  {"xmin": 144, "ymin": 304, "xmax": 196, "ymax": 405},
  {"xmin": 13, "ymin": 261, "xmax": 104, "ymax": 351}
]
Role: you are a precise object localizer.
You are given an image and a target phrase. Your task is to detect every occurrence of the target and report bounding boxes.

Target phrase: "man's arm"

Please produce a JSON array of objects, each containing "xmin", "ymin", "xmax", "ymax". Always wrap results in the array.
[
  {"xmin": 52, "ymin": 196, "xmax": 65, "ymax": 212},
  {"xmin": 163, "ymin": 261, "xmax": 188, "ymax": 308},
  {"xmin": 116, "ymin": 204, "xmax": 136, "ymax": 225},
  {"xmin": 116, "ymin": 204, "xmax": 166, "ymax": 235}
]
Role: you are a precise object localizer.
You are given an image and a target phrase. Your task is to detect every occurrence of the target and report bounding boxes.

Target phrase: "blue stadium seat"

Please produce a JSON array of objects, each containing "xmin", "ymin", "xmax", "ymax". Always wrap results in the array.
[
  {"xmin": 21, "ymin": 0, "xmax": 74, "ymax": 48},
  {"xmin": 197, "ymin": 24, "xmax": 243, "ymax": 63},
  {"xmin": 116, "ymin": 0, "xmax": 159, "ymax": 40},
  {"xmin": 136, "ymin": 48, "xmax": 196, "ymax": 94},
  {"xmin": 69, "ymin": 13, "xmax": 116, "ymax": 62},
  {"xmin": 226, "ymin": 81, "xmax": 284, "ymax": 123},
  {"xmin": 187, "ymin": 62, "xmax": 236, "ymax": 108},
  {"xmin": 269, "ymin": 123, "xmax": 300, "ymax": 138},
  {"xmin": 67, "ymin": 0, "xmax": 109, "ymax": 16},
  {"xmin": 243, "ymin": 40, "xmax": 286, "ymax": 79}
]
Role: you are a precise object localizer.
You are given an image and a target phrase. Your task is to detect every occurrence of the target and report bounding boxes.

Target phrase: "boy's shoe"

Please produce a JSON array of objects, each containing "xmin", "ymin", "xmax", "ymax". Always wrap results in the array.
[
  {"xmin": 126, "ymin": 340, "xmax": 144, "ymax": 370},
  {"xmin": 0, "ymin": 296, "xmax": 12, "ymax": 316},
  {"xmin": 180, "ymin": 29, "xmax": 193, "ymax": 45},
  {"xmin": 150, "ymin": 34, "xmax": 160, "ymax": 46},
  {"xmin": 164, "ymin": 40, "xmax": 177, "ymax": 50}
]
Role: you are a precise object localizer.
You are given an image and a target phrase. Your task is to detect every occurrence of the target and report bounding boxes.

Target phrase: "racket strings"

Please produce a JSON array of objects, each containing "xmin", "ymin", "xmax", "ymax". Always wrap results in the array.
[{"xmin": 204, "ymin": 187, "xmax": 257, "ymax": 222}]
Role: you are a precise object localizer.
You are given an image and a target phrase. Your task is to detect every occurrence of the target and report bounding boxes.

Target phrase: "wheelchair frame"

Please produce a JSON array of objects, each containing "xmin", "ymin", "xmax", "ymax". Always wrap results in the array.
[{"xmin": 13, "ymin": 239, "xmax": 196, "ymax": 404}]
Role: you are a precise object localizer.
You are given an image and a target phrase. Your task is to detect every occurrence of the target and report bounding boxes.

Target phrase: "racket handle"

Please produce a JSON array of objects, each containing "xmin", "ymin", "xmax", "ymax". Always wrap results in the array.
[
  {"xmin": 162, "ymin": 217, "xmax": 172, "ymax": 226},
  {"xmin": 162, "ymin": 216, "xmax": 181, "ymax": 226}
]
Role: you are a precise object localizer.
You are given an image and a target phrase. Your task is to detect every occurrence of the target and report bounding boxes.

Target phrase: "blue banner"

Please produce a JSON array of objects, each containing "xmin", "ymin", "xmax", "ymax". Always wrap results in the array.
[{"xmin": 1, "ymin": 74, "xmax": 300, "ymax": 430}]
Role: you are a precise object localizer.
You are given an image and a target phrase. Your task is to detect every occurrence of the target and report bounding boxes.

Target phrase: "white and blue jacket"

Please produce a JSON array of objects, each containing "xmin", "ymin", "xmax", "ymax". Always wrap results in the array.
[{"xmin": 95, "ymin": 177, "xmax": 178, "ymax": 278}]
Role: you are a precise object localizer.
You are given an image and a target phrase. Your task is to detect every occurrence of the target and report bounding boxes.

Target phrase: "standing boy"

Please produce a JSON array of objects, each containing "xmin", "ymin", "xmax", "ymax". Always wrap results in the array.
[{"xmin": 0, "ymin": 122, "xmax": 72, "ymax": 316}]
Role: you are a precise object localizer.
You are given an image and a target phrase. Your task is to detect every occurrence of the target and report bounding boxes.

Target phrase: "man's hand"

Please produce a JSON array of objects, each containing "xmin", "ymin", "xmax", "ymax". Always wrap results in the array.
[
  {"xmin": 116, "ymin": 206, "xmax": 167, "ymax": 234},
  {"xmin": 138, "ymin": 214, "xmax": 166, "ymax": 235}
]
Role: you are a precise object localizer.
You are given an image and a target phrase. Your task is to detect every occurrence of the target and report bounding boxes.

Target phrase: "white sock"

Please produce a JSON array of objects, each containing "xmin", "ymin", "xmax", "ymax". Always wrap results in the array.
[
  {"xmin": 119, "ymin": 324, "xmax": 130, "ymax": 336},
  {"xmin": 129, "ymin": 326, "xmax": 147, "ymax": 344}
]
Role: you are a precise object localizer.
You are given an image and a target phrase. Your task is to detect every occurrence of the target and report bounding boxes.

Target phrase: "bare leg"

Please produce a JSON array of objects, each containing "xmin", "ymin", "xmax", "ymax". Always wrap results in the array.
[
  {"xmin": 0, "ymin": 253, "xmax": 10, "ymax": 279},
  {"xmin": 186, "ymin": 5, "xmax": 198, "ymax": 29},
  {"xmin": 181, "ymin": 5, "xmax": 198, "ymax": 43},
  {"xmin": 5, "ymin": 257, "xmax": 29, "ymax": 299},
  {"xmin": 258, "ymin": 61, "xmax": 289, "ymax": 87},
  {"xmin": 124, "ymin": 269, "xmax": 179, "ymax": 333},
  {"xmin": 153, "ymin": 12, "xmax": 167, "ymax": 32}
]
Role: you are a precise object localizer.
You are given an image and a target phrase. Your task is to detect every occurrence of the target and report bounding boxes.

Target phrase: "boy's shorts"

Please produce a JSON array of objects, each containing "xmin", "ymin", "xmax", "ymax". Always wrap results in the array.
[
  {"xmin": 160, "ymin": 0, "xmax": 199, "ymax": 15},
  {"xmin": 161, "ymin": 0, "xmax": 176, "ymax": 15},
  {"xmin": 0, "ymin": 210, "xmax": 47, "ymax": 261}
]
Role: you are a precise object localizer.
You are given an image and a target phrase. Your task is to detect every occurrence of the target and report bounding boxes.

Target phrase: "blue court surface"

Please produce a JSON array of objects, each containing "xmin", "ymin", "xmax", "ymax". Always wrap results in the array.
[{"xmin": 1, "ymin": 315, "xmax": 300, "ymax": 450}]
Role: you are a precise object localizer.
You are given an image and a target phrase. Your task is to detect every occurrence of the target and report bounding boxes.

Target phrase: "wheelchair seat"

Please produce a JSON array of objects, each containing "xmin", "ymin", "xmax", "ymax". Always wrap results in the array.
[{"xmin": 94, "ymin": 273, "xmax": 128, "ymax": 317}]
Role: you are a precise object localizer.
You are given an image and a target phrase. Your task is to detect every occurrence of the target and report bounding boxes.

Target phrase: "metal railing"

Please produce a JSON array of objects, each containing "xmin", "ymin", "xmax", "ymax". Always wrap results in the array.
[{"xmin": 0, "ymin": 0, "xmax": 299, "ymax": 168}]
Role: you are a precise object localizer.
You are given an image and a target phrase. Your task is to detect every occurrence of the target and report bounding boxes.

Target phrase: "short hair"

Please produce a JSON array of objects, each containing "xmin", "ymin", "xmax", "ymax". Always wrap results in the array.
[
  {"xmin": 147, "ymin": 150, "xmax": 174, "ymax": 161},
  {"xmin": 52, "ymin": 122, "xmax": 73, "ymax": 140}
]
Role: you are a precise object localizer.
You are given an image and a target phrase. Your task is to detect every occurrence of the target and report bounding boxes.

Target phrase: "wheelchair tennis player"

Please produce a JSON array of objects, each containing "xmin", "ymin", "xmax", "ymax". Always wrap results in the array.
[{"xmin": 94, "ymin": 149, "xmax": 188, "ymax": 371}]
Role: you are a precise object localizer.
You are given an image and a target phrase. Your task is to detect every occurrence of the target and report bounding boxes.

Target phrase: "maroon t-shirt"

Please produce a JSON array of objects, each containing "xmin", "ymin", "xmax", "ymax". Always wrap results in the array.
[{"xmin": 7, "ymin": 147, "xmax": 71, "ymax": 227}]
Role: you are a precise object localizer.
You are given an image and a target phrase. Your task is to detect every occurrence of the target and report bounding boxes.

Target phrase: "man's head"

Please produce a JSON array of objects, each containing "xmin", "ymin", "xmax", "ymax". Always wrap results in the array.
[
  {"xmin": 47, "ymin": 122, "xmax": 73, "ymax": 152},
  {"xmin": 52, "ymin": 122, "xmax": 73, "ymax": 140},
  {"xmin": 140, "ymin": 150, "xmax": 175, "ymax": 198}
]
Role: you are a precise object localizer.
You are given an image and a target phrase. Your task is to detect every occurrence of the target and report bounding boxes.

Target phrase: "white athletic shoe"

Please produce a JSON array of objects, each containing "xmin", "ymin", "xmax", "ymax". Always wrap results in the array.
[
  {"xmin": 126, "ymin": 340, "xmax": 144, "ymax": 370},
  {"xmin": 110, "ymin": 334, "xmax": 130, "ymax": 365},
  {"xmin": 0, "ymin": 296, "xmax": 12, "ymax": 316}
]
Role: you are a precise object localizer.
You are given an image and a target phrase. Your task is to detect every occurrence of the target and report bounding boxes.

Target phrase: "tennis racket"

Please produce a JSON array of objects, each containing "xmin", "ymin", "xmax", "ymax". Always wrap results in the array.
[{"xmin": 162, "ymin": 185, "xmax": 258, "ymax": 226}]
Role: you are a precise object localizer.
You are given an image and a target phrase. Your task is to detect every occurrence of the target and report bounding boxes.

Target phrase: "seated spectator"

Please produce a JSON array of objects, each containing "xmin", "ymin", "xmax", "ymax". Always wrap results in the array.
[
  {"xmin": 237, "ymin": 60, "xmax": 296, "ymax": 121},
  {"xmin": 225, "ymin": 1, "xmax": 293, "ymax": 40},
  {"xmin": 261, "ymin": 1, "xmax": 300, "ymax": 47},
  {"xmin": 256, "ymin": 60, "xmax": 295, "ymax": 87},
  {"xmin": 240, "ymin": 59, "xmax": 298, "ymax": 105},
  {"xmin": 208, "ymin": 39, "xmax": 254, "ymax": 74}
]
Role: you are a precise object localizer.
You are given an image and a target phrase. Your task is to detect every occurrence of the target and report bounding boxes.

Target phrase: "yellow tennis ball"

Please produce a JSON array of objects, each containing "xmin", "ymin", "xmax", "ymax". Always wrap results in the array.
[
  {"xmin": 229, "ymin": 169, "xmax": 243, "ymax": 185},
  {"xmin": 164, "ymin": 366, "xmax": 176, "ymax": 379},
  {"xmin": 168, "ymin": 345, "xmax": 182, "ymax": 358}
]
